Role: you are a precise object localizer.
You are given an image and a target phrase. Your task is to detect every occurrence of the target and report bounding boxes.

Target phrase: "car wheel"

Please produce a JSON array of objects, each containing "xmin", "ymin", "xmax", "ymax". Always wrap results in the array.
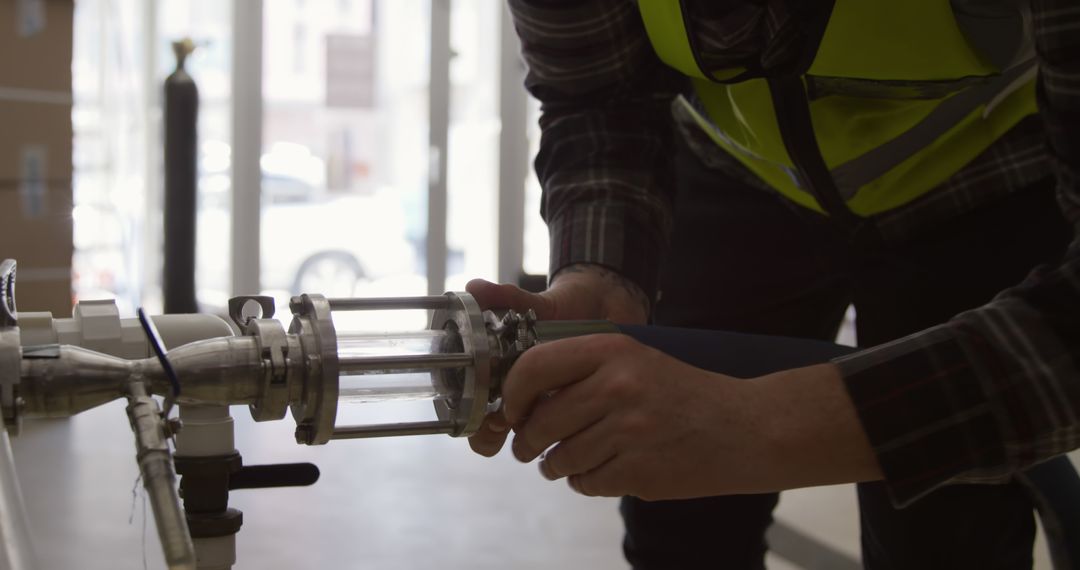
[{"xmin": 292, "ymin": 252, "xmax": 366, "ymax": 296}]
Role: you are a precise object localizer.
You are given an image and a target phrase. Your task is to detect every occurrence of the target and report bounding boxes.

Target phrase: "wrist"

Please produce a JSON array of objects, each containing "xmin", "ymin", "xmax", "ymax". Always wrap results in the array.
[
  {"xmin": 550, "ymin": 263, "xmax": 650, "ymax": 322},
  {"xmin": 754, "ymin": 364, "xmax": 883, "ymax": 489}
]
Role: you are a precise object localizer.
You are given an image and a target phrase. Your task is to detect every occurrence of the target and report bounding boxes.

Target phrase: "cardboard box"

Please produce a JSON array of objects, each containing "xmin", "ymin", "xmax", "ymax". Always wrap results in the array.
[
  {"xmin": 0, "ymin": 0, "xmax": 75, "ymax": 315},
  {"xmin": 0, "ymin": 184, "xmax": 73, "ymax": 315},
  {"xmin": 0, "ymin": 0, "xmax": 74, "ymax": 93},
  {"xmin": 0, "ymin": 98, "xmax": 73, "ymax": 315},
  {"xmin": 0, "ymin": 98, "xmax": 72, "ymax": 181},
  {"xmin": 0, "ymin": 198, "xmax": 74, "ymax": 316},
  {"xmin": 0, "ymin": 182, "xmax": 73, "ymax": 256},
  {"xmin": 10, "ymin": 275, "xmax": 72, "ymax": 316}
]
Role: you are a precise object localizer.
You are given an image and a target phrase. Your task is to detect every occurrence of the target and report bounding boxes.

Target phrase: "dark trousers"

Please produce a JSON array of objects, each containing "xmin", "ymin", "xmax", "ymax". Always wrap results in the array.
[{"xmin": 622, "ymin": 145, "xmax": 1073, "ymax": 569}]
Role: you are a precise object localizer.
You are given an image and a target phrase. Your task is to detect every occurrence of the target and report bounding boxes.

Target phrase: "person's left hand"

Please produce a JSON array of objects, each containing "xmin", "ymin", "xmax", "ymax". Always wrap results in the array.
[{"xmin": 502, "ymin": 333, "xmax": 773, "ymax": 500}]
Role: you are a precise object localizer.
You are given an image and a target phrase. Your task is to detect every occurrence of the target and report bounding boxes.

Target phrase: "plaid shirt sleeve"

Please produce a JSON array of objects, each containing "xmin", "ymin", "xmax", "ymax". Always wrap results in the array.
[
  {"xmin": 836, "ymin": 0, "xmax": 1080, "ymax": 505},
  {"xmin": 508, "ymin": 0, "xmax": 684, "ymax": 301}
]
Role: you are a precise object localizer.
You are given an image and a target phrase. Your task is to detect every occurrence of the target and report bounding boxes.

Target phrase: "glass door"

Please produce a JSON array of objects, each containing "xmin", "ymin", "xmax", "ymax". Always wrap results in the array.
[{"xmin": 256, "ymin": 0, "xmax": 430, "ymax": 332}]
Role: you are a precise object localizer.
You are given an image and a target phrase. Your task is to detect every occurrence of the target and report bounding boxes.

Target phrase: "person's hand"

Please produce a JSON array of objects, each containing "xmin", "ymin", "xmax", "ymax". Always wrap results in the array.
[
  {"xmin": 502, "ymin": 333, "xmax": 755, "ymax": 499},
  {"xmin": 502, "ymin": 334, "xmax": 881, "ymax": 499},
  {"xmin": 465, "ymin": 263, "xmax": 649, "ymax": 325},
  {"xmin": 466, "ymin": 264, "xmax": 649, "ymax": 457}
]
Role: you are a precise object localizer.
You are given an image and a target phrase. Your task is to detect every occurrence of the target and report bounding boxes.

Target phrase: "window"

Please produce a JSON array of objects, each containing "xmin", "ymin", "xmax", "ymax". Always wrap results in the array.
[{"xmin": 72, "ymin": 0, "xmax": 539, "ymax": 324}]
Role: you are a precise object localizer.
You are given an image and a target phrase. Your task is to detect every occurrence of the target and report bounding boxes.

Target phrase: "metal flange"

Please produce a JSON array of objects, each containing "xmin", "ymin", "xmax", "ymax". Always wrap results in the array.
[
  {"xmin": 288, "ymin": 294, "xmax": 339, "ymax": 445},
  {"xmin": 430, "ymin": 292, "xmax": 490, "ymax": 437},
  {"xmin": 246, "ymin": 318, "xmax": 291, "ymax": 422}
]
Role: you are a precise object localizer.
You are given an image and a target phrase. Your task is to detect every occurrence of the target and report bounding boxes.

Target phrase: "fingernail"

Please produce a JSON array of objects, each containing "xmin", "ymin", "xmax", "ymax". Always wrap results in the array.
[{"xmin": 488, "ymin": 417, "xmax": 506, "ymax": 433}]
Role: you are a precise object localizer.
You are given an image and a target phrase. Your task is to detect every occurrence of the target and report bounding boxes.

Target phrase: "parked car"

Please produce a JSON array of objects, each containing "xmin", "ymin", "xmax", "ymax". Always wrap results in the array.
[
  {"xmin": 197, "ymin": 185, "xmax": 418, "ymax": 305},
  {"xmin": 196, "ymin": 139, "xmax": 418, "ymax": 307}
]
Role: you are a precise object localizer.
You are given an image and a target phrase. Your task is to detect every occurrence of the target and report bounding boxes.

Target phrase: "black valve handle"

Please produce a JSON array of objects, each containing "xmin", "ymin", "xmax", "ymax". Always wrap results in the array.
[{"xmin": 230, "ymin": 462, "xmax": 321, "ymax": 490}]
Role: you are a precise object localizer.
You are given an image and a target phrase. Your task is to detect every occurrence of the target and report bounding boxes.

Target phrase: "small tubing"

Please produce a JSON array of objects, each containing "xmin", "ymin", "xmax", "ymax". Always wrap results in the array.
[
  {"xmin": 338, "ymin": 353, "xmax": 472, "ymax": 374},
  {"xmin": 330, "ymin": 421, "xmax": 455, "ymax": 440},
  {"xmin": 327, "ymin": 296, "xmax": 451, "ymax": 311}
]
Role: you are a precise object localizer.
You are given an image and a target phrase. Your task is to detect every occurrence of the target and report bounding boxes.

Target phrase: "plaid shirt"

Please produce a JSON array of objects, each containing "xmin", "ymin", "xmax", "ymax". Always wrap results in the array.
[{"xmin": 509, "ymin": 0, "xmax": 1080, "ymax": 503}]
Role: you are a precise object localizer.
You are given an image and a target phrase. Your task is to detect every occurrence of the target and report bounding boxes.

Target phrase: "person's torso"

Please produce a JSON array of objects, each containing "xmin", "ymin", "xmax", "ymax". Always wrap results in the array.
[{"xmin": 638, "ymin": 0, "xmax": 1039, "ymax": 220}]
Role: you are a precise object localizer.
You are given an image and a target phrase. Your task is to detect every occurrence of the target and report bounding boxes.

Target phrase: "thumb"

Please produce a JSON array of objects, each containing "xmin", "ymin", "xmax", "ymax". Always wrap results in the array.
[{"xmin": 465, "ymin": 279, "xmax": 555, "ymax": 319}]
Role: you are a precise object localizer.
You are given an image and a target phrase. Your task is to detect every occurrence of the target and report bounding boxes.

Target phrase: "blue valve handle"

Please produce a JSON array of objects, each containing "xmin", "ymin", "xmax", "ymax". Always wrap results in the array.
[
  {"xmin": 617, "ymin": 324, "xmax": 856, "ymax": 377},
  {"xmin": 137, "ymin": 308, "xmax": 182, "ymax": 415}
]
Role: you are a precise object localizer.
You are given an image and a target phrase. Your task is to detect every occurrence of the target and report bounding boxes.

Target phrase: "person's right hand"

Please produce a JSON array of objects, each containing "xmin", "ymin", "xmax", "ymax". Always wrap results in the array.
[{"xmin": 465, "ymin": 263, "xmax": 650, "ymax": 457}]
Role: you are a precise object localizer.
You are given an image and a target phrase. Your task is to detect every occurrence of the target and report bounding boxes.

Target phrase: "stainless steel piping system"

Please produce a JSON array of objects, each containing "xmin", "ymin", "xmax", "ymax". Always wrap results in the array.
[
  {"xmin": 10, "ymin": 292, "xmax": 616, "ymax": 446},
  {"xmin": 0, "ymin": 258, "xmax": 620, "ymax": 570}
]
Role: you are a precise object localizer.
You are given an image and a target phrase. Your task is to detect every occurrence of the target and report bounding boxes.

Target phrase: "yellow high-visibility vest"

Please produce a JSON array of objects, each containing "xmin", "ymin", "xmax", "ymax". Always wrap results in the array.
[{"xmin": 639, "ymin": 0, "xmax": 1038, "ymax": 217}]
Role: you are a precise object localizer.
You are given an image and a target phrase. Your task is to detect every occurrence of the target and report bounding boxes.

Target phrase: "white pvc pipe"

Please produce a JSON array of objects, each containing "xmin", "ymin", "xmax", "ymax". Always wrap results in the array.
[
  {"xmin": 174, "ymin": 405, "xmax": 236, "ymax": 460},
  {"xmin": 18, "ymin": 306, "xmax": 234, "ymax": 358},
  {"xmin": 151, "ymin": 314, "xmax": 236, "ymax": 351},
  {"xmin": 174, "ymin": 405, "xmax": 239, "ymax": 570}
]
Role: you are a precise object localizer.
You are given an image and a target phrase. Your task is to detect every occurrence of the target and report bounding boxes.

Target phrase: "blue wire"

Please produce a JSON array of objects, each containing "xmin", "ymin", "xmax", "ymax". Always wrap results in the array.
[{"xmin": 137, "ymin": 308, "xmax": 181, "ymax": 401}]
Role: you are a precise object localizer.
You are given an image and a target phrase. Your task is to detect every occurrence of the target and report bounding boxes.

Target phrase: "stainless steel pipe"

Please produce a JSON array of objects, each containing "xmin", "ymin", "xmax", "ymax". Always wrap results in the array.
[
  {"xmin": 337, "ymin": 353, "xmax": 472, "ymax": 374},
  {"xmin": 125, "ymin": 381, "xmax": 195, "ymax": 570},
  {"xmin": 330, "ymin": 421, "xmax": 455, "ymax": 440},
  {"xmin": 326, "ymin": 296, "xmax": 451, "ymax": 311}
]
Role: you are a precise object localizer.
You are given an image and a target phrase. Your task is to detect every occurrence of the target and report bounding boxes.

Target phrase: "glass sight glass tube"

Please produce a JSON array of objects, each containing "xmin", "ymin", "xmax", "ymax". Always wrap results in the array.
[
  {"xmin": 317, "ymin": 294, "xmax": 482, "ymax": 441},
  {"xmin": 335, "ymin": 327, "xmax": 468, "ymax": 405}
]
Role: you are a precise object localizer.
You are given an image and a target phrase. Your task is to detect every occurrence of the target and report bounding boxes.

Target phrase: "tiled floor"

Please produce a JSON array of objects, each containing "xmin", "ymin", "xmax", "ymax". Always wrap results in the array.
[{"xmin": 10, "ymin": 401, "xmax": 1074, "ymax": 569}]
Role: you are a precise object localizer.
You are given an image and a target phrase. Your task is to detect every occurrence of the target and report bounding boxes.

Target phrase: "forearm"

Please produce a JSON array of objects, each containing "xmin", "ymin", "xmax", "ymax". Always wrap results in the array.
[
  {"xmin": 753, "ymin": 364, "xmax": 883, "ymax": 491},
  {"xmin": 508, "ymin": 0, "xmax": 683, "ymax": 301},
  {"xmin": 538, "ymin": 99, "xmax": 679, "ymax": 302}
]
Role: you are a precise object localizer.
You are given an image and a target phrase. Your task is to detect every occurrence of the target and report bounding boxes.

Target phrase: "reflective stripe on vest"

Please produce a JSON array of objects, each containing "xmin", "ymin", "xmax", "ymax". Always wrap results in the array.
[{"xmin": 638, "ymin": 0, "xmax": 1039, "ymax": 217}]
